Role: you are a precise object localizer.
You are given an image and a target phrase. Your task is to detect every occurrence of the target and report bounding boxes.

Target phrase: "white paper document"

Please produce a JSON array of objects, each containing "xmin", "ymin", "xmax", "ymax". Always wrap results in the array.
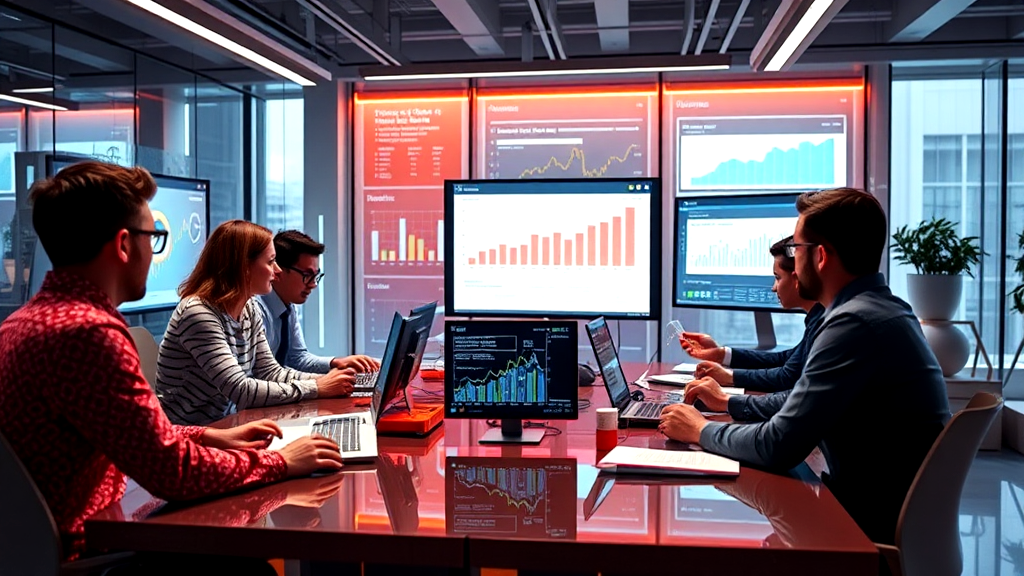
[
  {"xmin": 596, "ymin": 445, "xmax": 740, "ymax": 476},
  {"xmin": 672, "ymin": 362, "xmax": 698, "ymax": 373}
]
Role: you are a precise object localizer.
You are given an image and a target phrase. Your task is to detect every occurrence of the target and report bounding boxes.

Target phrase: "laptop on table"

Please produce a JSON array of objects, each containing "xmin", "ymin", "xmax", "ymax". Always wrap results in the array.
[
  {"xmin": 269, "ymin": 310, "xmax": 416, "ymax": 462},
  {"xmin": 585, "ymin": 317, "xmax": 681, "ymax": 427},
  {"xmin": 352, "ymin": 301, "xmax": 437, "ymax": 397}
]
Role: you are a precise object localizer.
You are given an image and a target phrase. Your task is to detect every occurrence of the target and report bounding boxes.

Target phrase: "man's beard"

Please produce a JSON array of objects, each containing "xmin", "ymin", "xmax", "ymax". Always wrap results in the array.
[{"xmin": 797, "ymin": 257, "xmax": 823, "ymax": 301}]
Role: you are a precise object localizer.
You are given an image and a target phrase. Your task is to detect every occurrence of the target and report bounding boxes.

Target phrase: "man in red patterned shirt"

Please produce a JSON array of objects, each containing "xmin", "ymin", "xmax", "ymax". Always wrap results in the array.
[{"xmin": 0, "ymin": 162, "xmax": 343, "ymax": 566}]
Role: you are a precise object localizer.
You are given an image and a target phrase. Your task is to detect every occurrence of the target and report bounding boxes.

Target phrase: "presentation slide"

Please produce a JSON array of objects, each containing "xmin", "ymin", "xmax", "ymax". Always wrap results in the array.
[
  {"xmin": 674, "ymin": 194, "xmax": 799, "ymax": 310},
  {"xmin": 446, "ymin": 457, "xmax": 577, "ymax": 539},
  {"xmin": 678, "ymin": 116, "xmax": 846, "ymax": 191},
  {"xmin": 476, "ymin": 90, "xmax": 657, "ymax": 179},
  {"xmin": 664, "ymin": 81, "xmax": 863, "ymax": 196},
  {"xmin": 120, "ymin": 180, "xmax": 207, "ymax": 313},
  {"xmin": 354, "ymin": 93, "xmax": 469, "ymax": 356},
  {"xmin": 449, "ymin": 180, "xmax": 655, "ymax": 318}
]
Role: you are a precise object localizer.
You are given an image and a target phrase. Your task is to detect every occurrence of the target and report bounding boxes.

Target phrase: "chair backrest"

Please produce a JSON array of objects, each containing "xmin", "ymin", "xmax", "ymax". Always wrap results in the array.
[
  {"xmin": 128, "ymin": 326, "xmax": 159, "ymax": 390},
  {"xmin": 0, "ymin": 429, "xmax": 61, "ymax": 576},
  {"xmin": 895, "ymin": 391, "xmax": 1002, "ymax": 576}
]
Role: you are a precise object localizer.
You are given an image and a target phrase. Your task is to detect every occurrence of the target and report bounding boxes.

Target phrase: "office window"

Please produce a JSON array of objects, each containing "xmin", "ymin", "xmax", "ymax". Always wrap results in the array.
[
  {"xmin": 196, "ymin": 82, "xmax": 245, "ymax": 228},
  {"xmin": 264, "ymin": 96, "xmax": 304, "ymax": 233},
  {"xmin": 890, "ymin": 76, "xmax": 1024, "ymax": 381}
]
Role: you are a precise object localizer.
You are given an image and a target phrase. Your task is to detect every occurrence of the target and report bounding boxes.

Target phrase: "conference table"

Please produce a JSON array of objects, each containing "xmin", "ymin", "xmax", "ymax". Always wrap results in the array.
[{"xmin": 85, "ymin": 364, "xmax": 879, "ymax": 576}]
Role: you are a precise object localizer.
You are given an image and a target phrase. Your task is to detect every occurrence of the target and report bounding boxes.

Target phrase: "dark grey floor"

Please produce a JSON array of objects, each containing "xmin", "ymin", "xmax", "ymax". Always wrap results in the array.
[{"xmin": 959, "ymin": 449, "xmax": 1024, "ymax": 576}]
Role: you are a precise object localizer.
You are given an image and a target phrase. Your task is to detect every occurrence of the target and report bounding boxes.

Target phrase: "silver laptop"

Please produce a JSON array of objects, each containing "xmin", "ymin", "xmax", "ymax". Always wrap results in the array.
[
  {"xmin": 585, "ymin": 317, "xmax": 681, "ymax": 427},
  {"xmin": 269, "ymin": 310, "xmax": 414, "ymax": 462}
]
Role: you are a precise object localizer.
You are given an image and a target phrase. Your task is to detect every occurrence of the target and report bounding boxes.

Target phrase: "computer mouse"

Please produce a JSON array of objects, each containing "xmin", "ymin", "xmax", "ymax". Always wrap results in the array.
[{"xmin": 578, "ymin": 363, "xmax": 597, "ymax": 386}]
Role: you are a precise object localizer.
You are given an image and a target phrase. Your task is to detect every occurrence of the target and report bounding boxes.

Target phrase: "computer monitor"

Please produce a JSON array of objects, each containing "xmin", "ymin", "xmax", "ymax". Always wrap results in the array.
[
  {"xmin": 446, "ymin": 457, "xmax": 577, "ymax": 539},
  {"xmin": 444, "ymin": 178, "xmax": 661, "ymax": 320},
  {"xmin": 672, "ymin": 192, "xmax": 801, "ymax": 312},
  {"xmin": 28, "ymin": 160, "xmax": 210, "ymax": 313},
  {"xmin": 444, "ymin": 320, "xmax": 578, "ymax": 444}
]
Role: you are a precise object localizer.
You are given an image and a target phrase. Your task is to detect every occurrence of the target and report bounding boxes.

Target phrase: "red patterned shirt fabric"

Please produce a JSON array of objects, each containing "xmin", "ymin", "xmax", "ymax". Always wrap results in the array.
[{"xmin": 0, "ymin": 271, "xmax": 288, "ymax": 560}]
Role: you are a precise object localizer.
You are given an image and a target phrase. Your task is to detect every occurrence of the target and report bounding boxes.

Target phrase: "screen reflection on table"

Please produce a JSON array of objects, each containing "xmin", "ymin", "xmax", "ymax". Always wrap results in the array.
[{"xmin": 445, "ymin": 457, "xmax": 577, "ymax": 540}]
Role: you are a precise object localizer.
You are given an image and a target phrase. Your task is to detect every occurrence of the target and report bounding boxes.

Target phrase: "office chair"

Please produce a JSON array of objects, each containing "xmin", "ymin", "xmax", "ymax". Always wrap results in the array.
[
  {"xmin": 876, "ymin": 391, "xmax": 1002, "ymax": 576},
  {"xmin": 0, "ymin": 430, "xmax": 133, "ymax": 576},
  {"xmin": 127, "ymin": 326, "xmax": 159, "ymax": 391}
]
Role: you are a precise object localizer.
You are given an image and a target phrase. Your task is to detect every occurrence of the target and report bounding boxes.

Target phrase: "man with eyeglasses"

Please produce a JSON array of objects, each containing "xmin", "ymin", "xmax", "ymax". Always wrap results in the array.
[
  {"xmin": 661, "ymin": 187, "xmax": 950, "ymax": 545},
  {"xmin": 256, "ymin": 230, "xmax": 378, "ymax": 374},
  {"xmin": 0, "ymin": 163, "xmax": 337, "ymax": 573}
]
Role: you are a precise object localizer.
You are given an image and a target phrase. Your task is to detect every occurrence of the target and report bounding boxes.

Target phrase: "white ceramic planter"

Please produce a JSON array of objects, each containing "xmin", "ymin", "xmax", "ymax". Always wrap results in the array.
[{"xmin": 907, "ymin": 273, "xmax": 963, "ymax": 321}]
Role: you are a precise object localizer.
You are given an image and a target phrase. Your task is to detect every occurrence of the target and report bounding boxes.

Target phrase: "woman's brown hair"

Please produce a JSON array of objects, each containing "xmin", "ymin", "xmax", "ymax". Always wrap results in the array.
[{"xmin": 178, "ymin": 220, "xmax": 272, "ymax": 311}]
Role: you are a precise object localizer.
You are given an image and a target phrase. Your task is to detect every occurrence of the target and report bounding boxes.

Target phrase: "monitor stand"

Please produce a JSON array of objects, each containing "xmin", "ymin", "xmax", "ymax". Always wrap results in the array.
[
  {"xmin": 479, "ymin": 419, "xmax": 545, "ymax": 444},
  {"xmin": 753, "ymin": 311, "xmax": 777, "ymax": 350}
]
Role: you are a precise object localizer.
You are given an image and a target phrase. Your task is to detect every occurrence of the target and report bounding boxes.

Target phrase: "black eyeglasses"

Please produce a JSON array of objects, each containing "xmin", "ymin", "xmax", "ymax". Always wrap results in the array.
[
  {"xmin": 782, "ymin": 242, "xmax": 819, "ymax": 258},
  {"xmin": 286, "ymin": 266, "xmax": 325, "ymax": 286},
  {"xmin": 128, "ymin": 228, "xmax": 169, "ymax": 254}
]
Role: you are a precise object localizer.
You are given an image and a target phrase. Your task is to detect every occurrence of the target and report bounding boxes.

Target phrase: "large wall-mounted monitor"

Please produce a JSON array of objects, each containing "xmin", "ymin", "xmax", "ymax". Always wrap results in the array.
[
  {"xmin": 673, "ymin": 193, "xmax": 801, "ymax": 312},
  {"xmin": 118, "ymin": 174, "xmax": 209, "ymax": 313},
  {"xmin": 28, "ymin": 160, "xmax": 209, "ymax": 314},
  {"xmin": 445, "ymin": 320, "xmax": 578, "ymax": 444},
  {"xmin": 444, "ymin": 178, "xmax": 661, "ymax": 320}
]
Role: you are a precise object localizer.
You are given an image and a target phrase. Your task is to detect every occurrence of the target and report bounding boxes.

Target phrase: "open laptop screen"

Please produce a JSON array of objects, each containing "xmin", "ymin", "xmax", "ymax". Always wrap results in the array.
[{"xmin": 585, "ymin": 317, "xmax": 630, "ymax": 408}]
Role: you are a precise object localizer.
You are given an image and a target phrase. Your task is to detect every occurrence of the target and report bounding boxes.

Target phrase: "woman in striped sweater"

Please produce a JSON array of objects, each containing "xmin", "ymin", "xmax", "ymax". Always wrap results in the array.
[{"xmin": 156, "ymin": 220, "xmax": 355, "ymax": 425}]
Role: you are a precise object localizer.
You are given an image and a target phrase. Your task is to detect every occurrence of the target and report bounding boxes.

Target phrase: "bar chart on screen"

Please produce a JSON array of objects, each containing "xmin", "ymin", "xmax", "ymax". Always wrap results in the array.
[
  {"xmin": 451, "ymin": 192, "xmax": 651, "ymax": 315},
  {"xmin": 368, "ymin": 209, "xmax": 444, "ymax": 266},
  {"xmin": 684, "ymin": 217, "xmax": 797, "ymax": 277}
]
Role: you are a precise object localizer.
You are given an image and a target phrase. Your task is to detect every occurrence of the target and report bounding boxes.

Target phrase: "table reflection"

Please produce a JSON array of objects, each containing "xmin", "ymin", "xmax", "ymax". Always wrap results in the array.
[{"xmin": 445, "ymin": 457, "xmax": 577, "ymax": 539}]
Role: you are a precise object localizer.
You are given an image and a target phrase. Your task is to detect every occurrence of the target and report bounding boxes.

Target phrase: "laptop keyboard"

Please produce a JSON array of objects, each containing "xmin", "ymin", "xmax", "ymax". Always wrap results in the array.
[
  {"xmin": 354, "ymin": 371, "xmax": 379, "ymax": 389},
  {"xmin": 633, "ymin": 402, "xmax": 671, "ymax": 419},
  {"xmin": 312, "ymin": 416, "xmax": 362, "ymax": 452}
]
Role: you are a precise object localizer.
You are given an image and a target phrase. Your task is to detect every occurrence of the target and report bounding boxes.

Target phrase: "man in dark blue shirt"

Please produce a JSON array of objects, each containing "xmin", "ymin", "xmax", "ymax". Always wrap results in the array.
[
  {"xmin": 683, "ymin": 235, "xmax": 824, "ymax": 392},
  {"xmin": 661, "ymin": 188, "xmax": 950, "ymax": 544}
]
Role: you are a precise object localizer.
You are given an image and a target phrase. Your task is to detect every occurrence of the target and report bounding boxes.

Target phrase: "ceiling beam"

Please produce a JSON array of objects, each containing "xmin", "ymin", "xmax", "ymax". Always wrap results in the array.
[
  {"xmin": 680, "ymin": 0, "xmax": 695, "ymax": 55},
  {"xmin": 593, "ymin": 0, "xmax": 629, "ymax": 52},
  {"xmin": 1009, "ymin": 16, "xmax": 1024, "ymax": 40},
  {"xmin": 694, "ymin": 0, "xmax": 720, "ymax": 55},
  {"xmin": 887, "ymin": 0, "xmax": 980, "ymax": 43},
  {"xmin": 719, "ymin": 0, "xmax": 750, "ymax": 54},
  {"xmin": 431, "ymin": 0, "xmax": 505, "ymax": 56},
  {"xmin": 526, "ymin": 0, "xmax": 557, "ymax": 59}
]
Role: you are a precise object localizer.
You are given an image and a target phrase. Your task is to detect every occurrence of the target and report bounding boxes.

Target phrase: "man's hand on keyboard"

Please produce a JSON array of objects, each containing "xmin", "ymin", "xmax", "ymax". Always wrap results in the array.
[
  {"xmin": 276, "ymin": 434, "xmax": 344, "ymax": 477},
  {"xmin": 658, "ymin": 403, "xmax": 708, "ymax": 444},
  {"xmin": 200, "ymin": 419, "xmax": 283, "ymax": 450},
  {"xmin": 316, "ymin": 368, "xmax": 356, "ymax": 397},
  {"xmin": 331, "ymin": 355, "xmax": 381, "ymax": 373},
  {"xmin": 683, "ymin": 377, "xmax": 730, "ymax": 413}
]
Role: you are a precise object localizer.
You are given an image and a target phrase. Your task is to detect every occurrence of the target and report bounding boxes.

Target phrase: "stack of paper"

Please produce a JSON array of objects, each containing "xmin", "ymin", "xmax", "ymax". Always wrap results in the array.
[{"xmin": 596, "ymin": 446, "xmax": 740, "ymax": 476}]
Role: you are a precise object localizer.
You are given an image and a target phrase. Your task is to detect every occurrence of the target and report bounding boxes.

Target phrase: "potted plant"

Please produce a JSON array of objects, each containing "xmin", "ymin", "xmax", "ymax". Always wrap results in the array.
[
  {"xmin": 891, "ymin": 217, "xmax": 984, "ymax": 321},
  {"xmin": 891, "ymin": 218, "xmax": 984, "ymax": 376},
  {"xmin": 1007, "ymin": 231, "xmax": 1024, "ymax": 384}
]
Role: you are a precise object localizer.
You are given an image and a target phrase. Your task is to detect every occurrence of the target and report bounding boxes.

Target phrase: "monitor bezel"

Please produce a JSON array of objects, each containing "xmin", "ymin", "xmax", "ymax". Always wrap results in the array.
[
  {"xmin": 671, "ymin": 191, "xmax": 806, "ymax": 314},
  {"xmin": 443, "ymin": 177, "xmax": 662, "ymax": 321},
  {"xmin": 443, "ymin": 319, "xmax": 580, "ymax": 421},
  {"xmin": 117, "ymin": 172, "xmax": 211, "ymax": 314}
]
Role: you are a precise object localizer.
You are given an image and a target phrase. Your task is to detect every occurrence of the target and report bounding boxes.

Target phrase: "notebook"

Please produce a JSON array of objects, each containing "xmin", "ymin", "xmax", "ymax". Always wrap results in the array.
[
  {"xmin": 585, "ymin": 316, "xmax": 681, "ymax": 427},
  {"xmin": 596, "ymin": 446, "xmax": 740, "ymax": 476}
]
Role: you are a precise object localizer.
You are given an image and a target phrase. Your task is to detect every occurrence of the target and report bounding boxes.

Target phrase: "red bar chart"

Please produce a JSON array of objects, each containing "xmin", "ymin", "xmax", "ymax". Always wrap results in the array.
[{"xmin": 465, "ymin": 207, "xmax": 636, "ymax": 267}]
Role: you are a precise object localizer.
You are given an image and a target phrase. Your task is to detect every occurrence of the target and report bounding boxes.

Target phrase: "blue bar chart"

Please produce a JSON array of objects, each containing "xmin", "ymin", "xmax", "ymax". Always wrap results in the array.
[{"xmin": 452, "ymin": 351, "xmax": 546, "ymax": 403}]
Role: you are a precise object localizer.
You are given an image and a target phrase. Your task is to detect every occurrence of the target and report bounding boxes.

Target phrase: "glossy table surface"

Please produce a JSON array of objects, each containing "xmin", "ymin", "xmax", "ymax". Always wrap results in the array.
[{"xmin": 86, "ymin": 364, "xmax": 878, "ymax": 575}]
